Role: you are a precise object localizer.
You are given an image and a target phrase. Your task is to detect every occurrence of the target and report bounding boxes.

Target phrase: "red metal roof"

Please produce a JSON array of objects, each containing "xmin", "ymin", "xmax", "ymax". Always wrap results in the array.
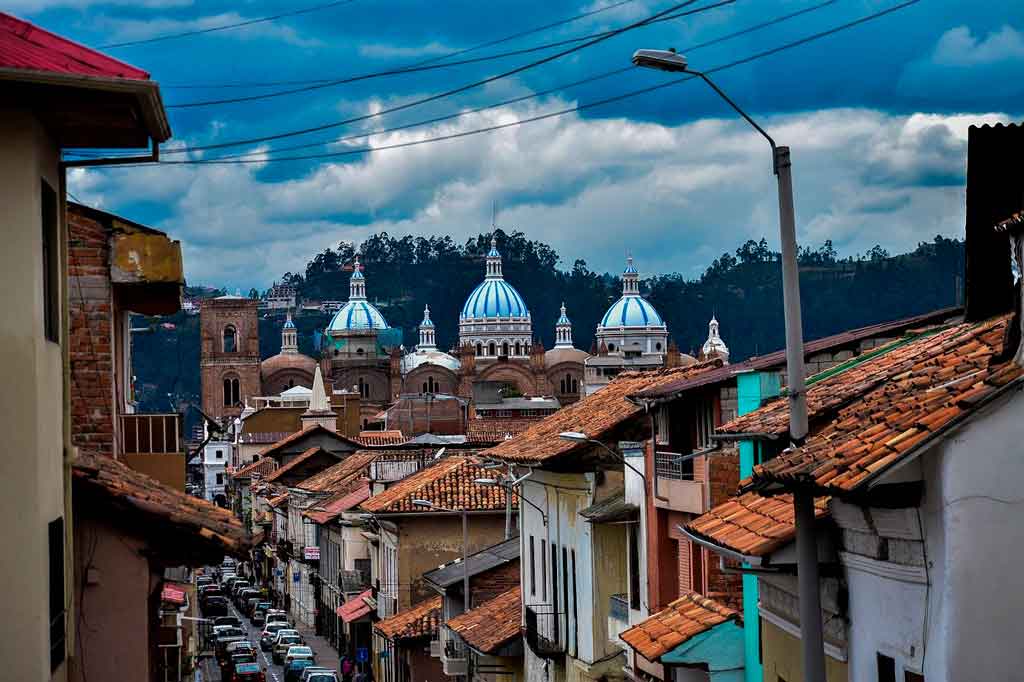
[{"xmin": 0, "ymin": 13, "xmax": 149, "ymax": 80}]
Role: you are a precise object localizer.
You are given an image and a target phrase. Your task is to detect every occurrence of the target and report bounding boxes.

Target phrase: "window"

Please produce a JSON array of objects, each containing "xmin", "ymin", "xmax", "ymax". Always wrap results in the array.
[
  {"xmin": 560, "ymin": 378, "xmax": 566, "ymax": 393},
  {"xmin": 905, "ymin": 672, "xmax": 924, "ymax": 682},
  {"xmin": 223, "ymin": 376, "xmax": 240, "ymax": 406},
  {"xmin": 541, "ymin": 539, "xmax": 547, "ymax": 601},
  {"xmin": 628, "ymin": 523, "xmax": 641, "ymax": 610},
  {"xmin": 223, "ymin": 325, "xmax": 237, "ymax": 353},
  {"xmin": 215, "ymin": 449, "xmax": 223, "ymax": 459},
  {"xmin": 572, "ymin": 378, "xmax": 578, "ymax": 393},
  {"xmin": 489, "ymin": 342, "xmax": 496, "ymax": 356},
  {"xmin": 529, "ymin": 536, "xmax": 536, "ymax": 596},
  {"xmin": 608, "ymin": 343, "xmax": 616, "ymax": 351},
  {"xmin": 216, "ymin": 473, "xmax": 224, "ymax": 485},
  {"xmin": 476, "ymin": 343, "xmax": 483, "ymax": 357},
  {"xmin": 358, "ymin": 378, "xmax": 370, "ymax": 398},
  {"xmin": 877, "ymin": 653, "xmax": 896, "ymax": 682},
  {"xmin": 570, "ymin": 549, "xmax": 578, "ymax": 655},
  {"xmin": 656, "ymin": 342, "xmax": 663, "ymax": 351},
  {"xmin": 515, "ymin": 342, "xmax": 521, "ymax": 356},
  {"xmin": 48, "ymin": 517, "xmax": 65, "ymax": 671},
  {"xmin": 562, "ymin": 547, "xmax": 570, "ymax": 649},
  {"xmin": 41, "ymin": 180, "xmax": 59, "ymax": 343},
  {"xmin": 502, "ymin": 342, "xmax": 509, "ymax": 356},
  {"xmin": 550, "ymin": 543, "xmax": 559, "ymax": 628}
]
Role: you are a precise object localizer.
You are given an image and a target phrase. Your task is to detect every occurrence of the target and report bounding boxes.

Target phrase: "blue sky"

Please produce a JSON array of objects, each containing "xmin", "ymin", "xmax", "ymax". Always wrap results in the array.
[{"xmin": 20, "ymin": 0, "xmax": 1023, "ymax": 289}]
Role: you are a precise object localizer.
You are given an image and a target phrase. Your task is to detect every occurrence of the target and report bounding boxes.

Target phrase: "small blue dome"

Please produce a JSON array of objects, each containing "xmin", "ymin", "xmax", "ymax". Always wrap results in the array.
[
  {"xmin": 461, "ymin": 279, "xmax": 529, "ymax": 319},
  {"xmin": 600, "ymin": 295, "xmax": 664, "ymax": 328},
  {"xmin": 328, "ymin": 300, "xmax": 389, "ymax": 331}
]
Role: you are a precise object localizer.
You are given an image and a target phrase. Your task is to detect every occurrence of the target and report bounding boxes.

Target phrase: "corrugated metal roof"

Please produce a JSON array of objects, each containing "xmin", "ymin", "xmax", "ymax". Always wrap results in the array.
[{"xmin": 422, "ymin": 537, "xmax": 520, "ymax": 589}]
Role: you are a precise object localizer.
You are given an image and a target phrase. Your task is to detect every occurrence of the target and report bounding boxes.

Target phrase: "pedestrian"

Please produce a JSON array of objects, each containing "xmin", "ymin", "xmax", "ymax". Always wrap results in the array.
[{"xmin": 340, "ymin": 656, "xmax": 354, "ymax": 681}]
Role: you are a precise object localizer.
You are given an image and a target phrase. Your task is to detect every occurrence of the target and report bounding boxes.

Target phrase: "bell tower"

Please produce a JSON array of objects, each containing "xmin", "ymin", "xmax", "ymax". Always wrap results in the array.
[{"xmin": 199, "ymin": 296, "xmax": 261, "ymax": 421}]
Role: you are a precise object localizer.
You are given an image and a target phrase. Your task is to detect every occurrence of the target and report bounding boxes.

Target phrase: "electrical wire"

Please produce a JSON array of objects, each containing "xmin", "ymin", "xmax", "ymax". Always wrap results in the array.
[
  {"xmin": 105, "ymin": 0, "xmax": 922, "ymax": 167},
  {"xmin": 161, "ymin": 0, "xmax": 641, "ymax": 89},
  {"xmin": 98, "ymin": 0, "xmax": 360, "ymax": 49},
  {"xmin": 192, "ymin": 0, "xmax": 840, "ymax": 163},
  {"xmin": 125, "ymin": 0, "xmax": 707, "ymax": 155},
  {"xmin": 165, "ymin": 0, "xmax": 735, "ymax": 108}
]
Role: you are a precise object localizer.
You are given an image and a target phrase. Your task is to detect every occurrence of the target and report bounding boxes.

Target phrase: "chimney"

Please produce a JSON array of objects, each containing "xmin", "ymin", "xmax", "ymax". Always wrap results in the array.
[{"xmin": 963, "ymin": 123, "xmax": 1023, "ymax": 321}]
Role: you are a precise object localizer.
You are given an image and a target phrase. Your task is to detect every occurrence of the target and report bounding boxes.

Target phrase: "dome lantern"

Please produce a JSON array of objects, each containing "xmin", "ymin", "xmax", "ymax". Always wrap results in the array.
[
  {"xmin": 418, "ymin": 304, "xmax": 437, "ymax": 349},
  {"xmin": 701, "ymin": 315, "xmax": 730, "ymax": 362},
  {"xmin": 349, "ymin": 255, "xmax": 366, "ymax": 300},
  {"xmin": 554, "ymin": 302, "xmax": 574, "ymax": 348}
]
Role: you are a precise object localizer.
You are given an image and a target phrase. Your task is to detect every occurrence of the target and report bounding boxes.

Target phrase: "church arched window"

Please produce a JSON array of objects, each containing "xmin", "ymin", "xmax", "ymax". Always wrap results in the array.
[
  {"xmin": 422, "ymin": 382, "xmax": 428, "ymax": 394},
  {"xmin": 223, "ymin": 326, "xmax": 237, "ymax": 353},
  {"xmin": 560, "ymin": 378, "xmax": 566, "ymax": 393},
  {"xmin": 515, "ymin": 341, "xmax": 521, "ymax": 356},
  {"xmin": 489, "ymin": 342, "xmax": 496, "ymax": 356},
  {"xmin": 572, "ymin": 377, "xmax": 579, "ymax": 393},
  {"xmin": 223, "ymin": 375, "xmax": 240, "ymax": 406},
  {"xmin": 476, "ymin": 343, "xmax": 483, "ymax": 357},
  {"xmin": 359, "ymin": 377, "xmax": 370, "ymax": 399},
  {"xmin": 502, "ymin": 342, "xmax": 509, "ymax": 357}
]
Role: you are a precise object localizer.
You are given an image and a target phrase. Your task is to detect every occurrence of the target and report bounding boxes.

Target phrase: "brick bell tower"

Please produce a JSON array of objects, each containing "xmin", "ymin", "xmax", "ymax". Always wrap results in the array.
[{"xmin": 200, "ymin": 296, "xmax": 261, "ymax": 422}]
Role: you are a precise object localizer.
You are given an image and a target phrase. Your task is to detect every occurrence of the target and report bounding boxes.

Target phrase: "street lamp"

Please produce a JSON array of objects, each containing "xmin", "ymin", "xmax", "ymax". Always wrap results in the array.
[
  {"xmin": 474, "ymin": 477, "xmax": 548, "ymax": 526},
  {"xmin": 630, "ymin": 48, "xmax": 823, "ymax": 682},
  {"xmin": 558, "ymin": 432, "xmax": 660, "ymax": 500},
  {"xmin": 412, "ymin": 499, "xmax": 469, "ymax": 613}
]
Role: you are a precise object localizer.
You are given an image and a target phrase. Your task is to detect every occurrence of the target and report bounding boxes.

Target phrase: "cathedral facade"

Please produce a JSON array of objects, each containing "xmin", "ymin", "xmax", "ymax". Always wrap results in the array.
[{"xmin": 200, "ymin": 237, "xmax": 727, "ymax": 428}]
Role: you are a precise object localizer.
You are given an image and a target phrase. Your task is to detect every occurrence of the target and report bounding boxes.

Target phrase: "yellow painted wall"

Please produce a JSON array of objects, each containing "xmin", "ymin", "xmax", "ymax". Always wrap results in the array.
[
  {"xmin": 0, "ymin": 106, "xmax": 69, "ymax": 682},
  {"xmin": 760, "ymin": 618, "xmax": 848, "ymax": 682}
]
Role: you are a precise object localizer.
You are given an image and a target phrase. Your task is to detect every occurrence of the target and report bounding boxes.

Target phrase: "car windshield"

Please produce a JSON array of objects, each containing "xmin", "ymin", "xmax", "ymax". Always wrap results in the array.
[
  {"xmin": 287, "ymin": 647, "xmax": 312, "ymax": 656},
  {"xmin": 279, "ymin": 636, "xmax": 300, "ymax": 645},
  {"xmin": 308, "ymin": 675, "xmax": 338, "ymax": 682},
  {"xmin": 218, "ymin": 628, "xmax": 245, "ymax": 639},
  {"xmin": 236, "ymin": 663, "xmax": 261, "ymax": 673}
]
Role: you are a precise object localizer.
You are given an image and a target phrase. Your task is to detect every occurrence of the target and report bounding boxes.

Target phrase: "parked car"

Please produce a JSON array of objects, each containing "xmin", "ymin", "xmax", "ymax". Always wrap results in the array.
[
  {"xmin": 213, "ymin": 616, "xmax": 242, "ymax": 628},
  {"xmin": 259, "ymin": 623, "xmax": 290, "ymax": 651},
  {"xmin": 252, "ymin": 602, "xmax": 273, "ymax": 625},
  {"xmin": 284, "ymin": 645, "xmax": 314, "ymax": 666},
  {"xmin": 283, "ymin": 659, "xmax": 315, "ymax": 682},
  {"xmin": 231, "ymin": 662, "xmax": 266, "ymax": 682},
  {"xmin": 203, "ymin": 596, "xmax": 228, "ymax": 618},
  {"xmin": 223, "ymin": 651, "xmax": 258, "ymax": 679},
  {"xmin": 225, "ymin": 640, "xmax": 256, "ymax": 657},
  {"xmin": 215, "ymin": 636, "xmax": 248, "ymax": 666},
  {"xmin": 196, "ymin": 576, "xmax": 214, "ymax": 588},
  {"xmin": 300, "ymin": 667, "xmax": 336, "ymax": 681},
  {"xmin": 230, "ymin": 581, "xmax": 251, "ymax": 598},
  {"xmin": 272, "ymin": 633, "xmax": 303, "ymax": 664},
  {"xmin": 236, "ymin": 588, "xmax": 260, "ymax": 609},
  {"xmin": 244, "ymin": 596, "xmax": 264, "ymax": 616}
]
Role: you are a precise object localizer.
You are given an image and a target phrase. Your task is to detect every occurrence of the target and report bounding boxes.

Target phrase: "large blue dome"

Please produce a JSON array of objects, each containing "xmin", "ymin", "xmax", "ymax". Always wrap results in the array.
[
  {"xmin": 328, "ymin": 300, "xmax": 389, "ymax": 331},
  {"xmin": 461, "ymin": 278, "xmax": 529, "ymax": 319},
  {"xmin": 600, "ymin": 295, "xmax": 664, "ymax": 328}
]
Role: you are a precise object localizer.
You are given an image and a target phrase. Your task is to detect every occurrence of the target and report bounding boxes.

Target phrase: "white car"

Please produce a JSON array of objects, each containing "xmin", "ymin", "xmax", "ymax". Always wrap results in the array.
[{"xmin": 284, "ymin": 645, "xmax": 314, "ymax": 665}]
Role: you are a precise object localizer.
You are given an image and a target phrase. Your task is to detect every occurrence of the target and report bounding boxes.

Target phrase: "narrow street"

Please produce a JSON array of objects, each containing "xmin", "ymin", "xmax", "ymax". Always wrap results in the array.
[{"xmin": 200, "ymin": 597, "xmax": 339, "ymax": 682}]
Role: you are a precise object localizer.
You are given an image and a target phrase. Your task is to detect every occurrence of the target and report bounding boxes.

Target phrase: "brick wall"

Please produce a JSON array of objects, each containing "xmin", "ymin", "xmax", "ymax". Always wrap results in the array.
[
  {"xmin": 470, "ymin": 558, "xmax": 520, "ymax": 607},
  {"xmin": 67, "ymin": 208, "xmax": 115, "ymax": 457},
  {"xmin": 704, "ymin": 449, "xmax": 742, "ymax": 609}
]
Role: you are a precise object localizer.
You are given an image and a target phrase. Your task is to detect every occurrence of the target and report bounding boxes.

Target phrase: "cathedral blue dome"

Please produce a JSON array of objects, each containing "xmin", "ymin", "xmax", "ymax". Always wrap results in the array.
[
  {"xmin": 328, "ymin": 300, "xmax": 389, "ymax": 331},
  {"xmin": 461, "ymin": 279, "xmax": 530, "ymax": 319},
  {"xmin": 600, "ymin": 295, "xmax": 664, "ymax": 328}
]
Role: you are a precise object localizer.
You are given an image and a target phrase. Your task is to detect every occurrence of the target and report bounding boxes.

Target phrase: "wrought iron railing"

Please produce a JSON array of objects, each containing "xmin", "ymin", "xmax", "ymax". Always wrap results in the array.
[
  {"xmin": 120, "ymin": 413, "xmax": 183, "ymax": 455},
  {"xmin": 654, "ymin": 450, "xmax": 695, "ymax": 481},
  {"xmin": 369, "ymin": 452, "xmax": 433, "ymax": 482},
  {"xmin": 525, "ymin": 603, "xmax": 565, "ymax": 656}
]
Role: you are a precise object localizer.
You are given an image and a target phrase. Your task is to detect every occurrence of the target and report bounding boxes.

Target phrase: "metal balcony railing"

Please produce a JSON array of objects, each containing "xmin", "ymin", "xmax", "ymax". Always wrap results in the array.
[
  {"xmin": 369, "ymin": 452, "xmax": 433, "ymax": 483},
  {"xmin": 525, "ymin": 604, "xmax": 565, "ymax": 657},
  {"xmin": 654, "ymin": 450, "xmax": 695, "ymax": 481},
  {"xmin": 120, "ymin": 413, "xmax": 183, "ymax": 455}
]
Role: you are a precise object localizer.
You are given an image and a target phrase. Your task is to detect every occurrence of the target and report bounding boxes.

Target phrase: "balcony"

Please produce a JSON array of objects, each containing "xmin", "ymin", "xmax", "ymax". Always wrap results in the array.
[
  {"xmin": 440, "ymin": 627, "xmax": 467, "ymax": 676},
  {"xmin": 524, "ymin": 604, "xmax": 565, "ymax": 658},
  {"xmin": 120, "ymin": 413, "xmax": 186, "ymax": 490},
  {"xmin": 369, "ymin": 452, "xmax": 432, "ymax": 483},
  {"xmin": 653, "ymin": 451, "xmax": 704, "ymax": 514}
]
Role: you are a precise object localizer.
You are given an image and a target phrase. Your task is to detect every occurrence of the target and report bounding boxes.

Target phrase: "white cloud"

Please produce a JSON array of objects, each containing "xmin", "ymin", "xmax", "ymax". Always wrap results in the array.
[
  {"xmin": 70, "ymin": 103, "xmax": 1014, "ymax": 289},
  {"xmin": 91, "ymin": 12, "xmax": 322, "ymax": 48},
  {"xmin": 930, "ymin": 25, "xmax": 1024, "ymax": 67},
  {"xmin": 358, "ymin": 42, "xmax": 454, "ymax": 59}
]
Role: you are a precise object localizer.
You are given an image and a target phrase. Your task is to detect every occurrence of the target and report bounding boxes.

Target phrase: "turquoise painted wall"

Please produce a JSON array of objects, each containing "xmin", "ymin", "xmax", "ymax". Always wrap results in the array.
[
  {"xmin": 735, "ymin": 371, "xmax": 780, "ymax": 682},
  {"xmin": 661, "ymin": 620, "xmax": 746, "ymax": 682}
]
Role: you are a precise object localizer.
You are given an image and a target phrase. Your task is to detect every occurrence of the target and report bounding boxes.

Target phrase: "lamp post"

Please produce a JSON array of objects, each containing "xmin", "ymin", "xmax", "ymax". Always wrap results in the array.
[
  {"xmin": 412, "ymin": 500, "xmax": 469, "ymax": 613},
  {"xmin": 558, "ymin": 431, "xmax": 653, "ymax": 495},
  {"xmin": 630, "ymin": 48, "xmax": 823, "ymax": 682},
  {"xmin": 474, "ymin": 476, "xmax": 548, "ymax": 526}
]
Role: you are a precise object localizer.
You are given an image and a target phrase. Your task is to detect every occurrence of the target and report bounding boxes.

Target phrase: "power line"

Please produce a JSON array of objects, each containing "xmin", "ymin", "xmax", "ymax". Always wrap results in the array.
[
  {"xmin": 98, "ymin": 0, "xmax": 360, "ymax": 49},
  {"xmin": 165, "ymin": 0, "xmax": 734, "ymax": 107},
  {"xmin": 122, "ymin": 0, "xmax": 707, "ymax": 156},
  {"xmin": 199, "ymin": 0, "xmax": 840, "ymax": 162},
  {"xmin": 108, "ymin": 0, "xmax": 922, "ymax": 167},
  {"xmin": 161, "ymin": 0, "xmax": 640, "ymax": 89}
]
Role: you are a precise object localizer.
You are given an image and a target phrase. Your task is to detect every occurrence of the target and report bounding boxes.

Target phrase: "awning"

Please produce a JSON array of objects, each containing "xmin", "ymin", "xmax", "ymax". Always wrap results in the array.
[{"xmin": 336, "ymin": 589, "xmax": 373, "ymax": 623}]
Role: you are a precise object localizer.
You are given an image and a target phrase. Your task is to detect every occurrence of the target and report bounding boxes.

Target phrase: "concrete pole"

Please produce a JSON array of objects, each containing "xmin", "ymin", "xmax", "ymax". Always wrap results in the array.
[
  {"xmin": 504, "ymin": 463, "xmax": 513, "ymax": 540},
  {"xmin": 794, "ymin": 490, "xmax": 826, "ymax": 682},
  {"xmin": 462, "ymin": 511, "xmax": 470, "ymax": 613}
]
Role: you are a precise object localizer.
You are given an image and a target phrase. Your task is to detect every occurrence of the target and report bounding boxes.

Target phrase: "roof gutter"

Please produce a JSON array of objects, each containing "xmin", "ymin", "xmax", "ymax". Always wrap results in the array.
[
  {"xmin": 61, "ymin": 136, "xmax": 159, "ymax": 168},
  {"xmin": 675, "ymin": 523, "xmax": 764, "ymax": 567},
  {"xmin": 712, "ymin": 431, "xmax": 779, "ymax": 442}
]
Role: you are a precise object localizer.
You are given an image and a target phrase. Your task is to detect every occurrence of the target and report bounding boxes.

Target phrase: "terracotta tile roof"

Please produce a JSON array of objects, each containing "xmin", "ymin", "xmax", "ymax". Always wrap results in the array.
[
  {"xmin": 740, "ymin": 316, "xmax": 1023, "ymax": 494},
  {"xmin": 72, "ymin": 451, "xmax": 251, "ymax": 556},
  {"xmin": 685, "ymin": 492, "xmax": 829, "ymax": 559},
  {"xmin": 374, "ymin": 596, "xmax": 442, "ymax": 641},
  {"xmin": 356, "ymin": 430, "xmax": 406, "ymax": 446},
  {"xmin": 484, "ymin": 362, "xmax": 721, "ymax": 464},
  {"xmin": 262, "ymin": 446, "xmax": 334, "ymax": 483},
  {"xmin": 296, "ymin": 451, "xmax": 379, "ymax": 492},
  {"xmin": 254, "ymin": 424, "xmax": 357, "ymax": 460},
  {"xmin": 465, "ymin": 419, "xmax": 536, "ymax": 444},
  {"xmin": 446, "ymin": 586, "xmax": 522, "ymax": 654},
  {"xmin": 630, "ymin": 307, "xmax": 961, "ymax": 404},
  {"xmin": 337, "ymin": 589, "xmax": 373, "ymax": 622},
  {"xmin": 267, "ymin": 492, "xmax": 289, "ymax": 508},
  {"xmin": 620, "ymin": 591, "xmax": 739, "ymax": 662},
  {"xmin": 232, "ymin": 456, "xmax": 278, "ymax": 480},
  {"xmin": 304, "ymin": 482, "xmax": 371, "ymax": 524},
  {"xmin": 0, "ymin": 12, "xmax": 150, "ymax": 80},
  {"xmin": 360, "ymin": 456, "xmax": 509, "ymax": 514}
]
